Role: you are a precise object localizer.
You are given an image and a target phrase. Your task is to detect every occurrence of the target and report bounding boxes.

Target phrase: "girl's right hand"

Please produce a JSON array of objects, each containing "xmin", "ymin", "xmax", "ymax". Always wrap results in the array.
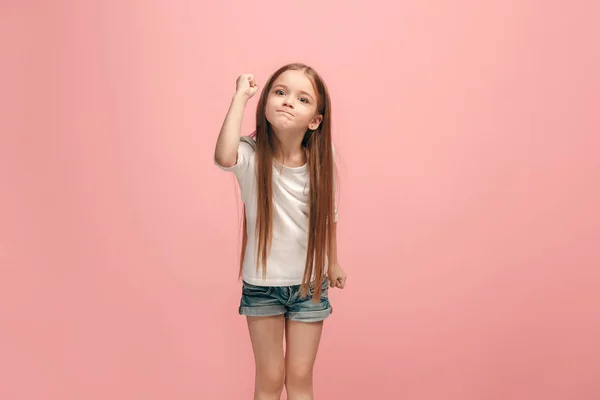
[{"xmin": 236, "ymin": 74, "xmax": 259, "ymax": 98}]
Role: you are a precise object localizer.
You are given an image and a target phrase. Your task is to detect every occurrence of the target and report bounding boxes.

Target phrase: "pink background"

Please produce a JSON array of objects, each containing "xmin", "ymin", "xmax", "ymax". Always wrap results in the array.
[{"xmin": 2, "ymin": 1, "xmax": 599, "ymax": 399}]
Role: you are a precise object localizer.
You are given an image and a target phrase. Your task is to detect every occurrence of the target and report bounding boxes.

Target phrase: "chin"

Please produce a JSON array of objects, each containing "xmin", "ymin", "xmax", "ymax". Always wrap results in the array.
[
  {"xmin": 271, "ymin": 123, "xmax": 295, "ymax": 132},
  {"xmin": 268, "ymin": 118, "xmax": 296, "ymax": 131}
]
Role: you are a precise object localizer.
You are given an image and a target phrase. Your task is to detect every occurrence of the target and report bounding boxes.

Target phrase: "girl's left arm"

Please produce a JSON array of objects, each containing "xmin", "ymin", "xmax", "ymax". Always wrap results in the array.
[{"xmin": 329, "ymin": 223, "xmax": 347, "ymax": 289}]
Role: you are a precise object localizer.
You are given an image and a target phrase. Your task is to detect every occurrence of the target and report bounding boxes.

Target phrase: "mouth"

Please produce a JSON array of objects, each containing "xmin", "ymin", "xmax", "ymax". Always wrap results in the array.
[{"xmin": 276, "ymin": 110, "xmax": 294, "ymax": 117}]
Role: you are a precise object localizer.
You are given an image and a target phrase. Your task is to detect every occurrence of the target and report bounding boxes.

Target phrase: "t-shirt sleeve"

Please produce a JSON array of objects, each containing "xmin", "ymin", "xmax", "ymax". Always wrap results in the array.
[{"xmin": 214, "ymin": 138, "xmax": 255, "ymax": 179}]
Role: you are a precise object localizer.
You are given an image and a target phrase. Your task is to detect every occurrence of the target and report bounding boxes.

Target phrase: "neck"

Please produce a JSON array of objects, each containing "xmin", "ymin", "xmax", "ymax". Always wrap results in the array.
[{"xmin": 272, "ymin": 128, "xmax": 306, "ymax": 164}]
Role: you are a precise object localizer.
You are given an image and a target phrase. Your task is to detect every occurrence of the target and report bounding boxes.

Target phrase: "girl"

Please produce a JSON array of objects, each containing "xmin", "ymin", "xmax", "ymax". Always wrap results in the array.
[{"xmin": 214, "ymin": 63, "xmax": 346, "ymax": 400}]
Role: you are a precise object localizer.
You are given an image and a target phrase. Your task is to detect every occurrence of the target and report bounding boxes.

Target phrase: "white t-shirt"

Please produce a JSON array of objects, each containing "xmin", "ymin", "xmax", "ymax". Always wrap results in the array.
[{"xmin": 215, "ymin": 136, "xmax": 338, "ymax": 286}]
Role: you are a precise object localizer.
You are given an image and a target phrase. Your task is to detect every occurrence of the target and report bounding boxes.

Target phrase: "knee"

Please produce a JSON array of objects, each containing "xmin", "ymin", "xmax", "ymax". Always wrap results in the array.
[
  {"xmin": 256, "ymin": 364, "xmax": 285, "ymax": 395},
  {"xmin": 285, "ymin": 364, "xmax": 314, "ymax": 389}
]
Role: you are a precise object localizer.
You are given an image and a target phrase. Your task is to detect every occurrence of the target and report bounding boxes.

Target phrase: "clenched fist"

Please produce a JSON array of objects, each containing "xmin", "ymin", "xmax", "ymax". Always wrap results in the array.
[{"xmin": 236, "ymin": 74, "xmax": 259, "ymax": 98}]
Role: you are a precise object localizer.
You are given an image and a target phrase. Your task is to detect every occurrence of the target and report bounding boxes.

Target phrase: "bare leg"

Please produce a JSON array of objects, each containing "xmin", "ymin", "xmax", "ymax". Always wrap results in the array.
[
  {"xmin": 247, "ymin": 315, "xmax": 286, "ymax": 400},
  {"xmin": 284, "ymin": 319, "xmax": 324, "ymax": 400}
]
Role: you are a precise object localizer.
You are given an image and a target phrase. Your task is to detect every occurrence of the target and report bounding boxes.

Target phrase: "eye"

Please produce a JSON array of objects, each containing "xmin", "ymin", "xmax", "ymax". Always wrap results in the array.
[
  {"xmin": 275, "ymin": 89, "xmax": 285, "ymax": 96},
  {"xmin": 300, "ymin": 97, "xmax": 309, "ymax": 104}
]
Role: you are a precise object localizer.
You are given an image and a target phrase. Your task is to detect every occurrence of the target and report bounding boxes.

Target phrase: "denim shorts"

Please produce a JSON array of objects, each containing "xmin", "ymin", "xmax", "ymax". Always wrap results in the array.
[{"xmin": 239, "ymin": 277, "xmax": 332, "ymax": 323}]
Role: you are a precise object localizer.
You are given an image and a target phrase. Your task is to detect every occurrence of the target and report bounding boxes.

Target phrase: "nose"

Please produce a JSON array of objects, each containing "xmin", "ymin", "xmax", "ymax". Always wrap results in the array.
[{"xmin": 283, "ymin": 96, "xmax": 294, "ymax": 109}]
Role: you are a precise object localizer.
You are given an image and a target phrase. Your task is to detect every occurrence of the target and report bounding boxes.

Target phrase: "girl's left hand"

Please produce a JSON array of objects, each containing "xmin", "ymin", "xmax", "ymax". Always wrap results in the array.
[{"xmin": 329, "ymin": 264, "xmax": 347, "ymax": 289}]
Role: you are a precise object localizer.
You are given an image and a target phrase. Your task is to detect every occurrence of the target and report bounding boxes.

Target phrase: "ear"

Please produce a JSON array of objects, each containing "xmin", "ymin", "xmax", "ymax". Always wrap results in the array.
[{"xmin": 308, "ymin": 114, "xmax": 323, "ymax": 131}]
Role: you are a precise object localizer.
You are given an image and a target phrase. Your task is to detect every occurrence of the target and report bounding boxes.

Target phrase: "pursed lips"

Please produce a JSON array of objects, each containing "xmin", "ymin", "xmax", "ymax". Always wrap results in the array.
[{"xmin": 277, "ymin": 110, "xmax": 294, "ymax": 117}]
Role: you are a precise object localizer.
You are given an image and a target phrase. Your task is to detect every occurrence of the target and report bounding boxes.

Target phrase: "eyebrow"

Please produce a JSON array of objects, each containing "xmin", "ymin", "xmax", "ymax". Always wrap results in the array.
[{"xmin": 272, "ymin": 84, "xmax": 314, "ymax": 101}]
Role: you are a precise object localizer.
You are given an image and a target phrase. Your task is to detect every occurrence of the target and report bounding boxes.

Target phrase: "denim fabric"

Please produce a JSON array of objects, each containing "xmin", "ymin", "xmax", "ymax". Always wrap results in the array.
[{"xmin": 239, "ymin": 277, "xmax": 332, "ymax": 323}]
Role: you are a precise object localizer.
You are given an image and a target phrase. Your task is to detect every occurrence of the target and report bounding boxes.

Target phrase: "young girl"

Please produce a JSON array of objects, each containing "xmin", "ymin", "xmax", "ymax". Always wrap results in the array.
[{"xmin": 214, "ymin": 63, "xmax": 346, "ymax": 400}]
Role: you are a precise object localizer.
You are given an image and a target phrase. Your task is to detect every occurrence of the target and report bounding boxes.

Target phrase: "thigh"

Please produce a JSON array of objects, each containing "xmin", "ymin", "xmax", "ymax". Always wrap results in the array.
[
  {"xmin": 246, "ymin": 315, "xmax": 286, "ymax": 370},
  {"xmin": 284, "ymin": 318, "xmax": 324, "ymax": 372}
]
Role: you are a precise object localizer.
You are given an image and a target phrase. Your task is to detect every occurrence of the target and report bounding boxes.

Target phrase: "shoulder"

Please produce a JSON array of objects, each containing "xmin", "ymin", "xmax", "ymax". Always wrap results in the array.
[
  {"xmin": 240, "ymin": 135, "xmax": 256, "ymax": 150},
  {"xmin": 237, "ymin": 135, "xmax": 257, "ymax": 159}
]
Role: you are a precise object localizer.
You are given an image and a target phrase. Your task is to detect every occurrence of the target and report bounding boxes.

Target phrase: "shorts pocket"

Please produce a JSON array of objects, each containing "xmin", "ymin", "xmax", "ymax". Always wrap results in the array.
[
  {"xmin": 320, "ymin": 276, "xmax": 329, "ymax": 297},
  {"xmin": 307, "ymin": 277, "xmax": 329, "ymax": 298},
  {"xmin": 242, "ymin": 281, "xmax": 273, "ymax": 296}
]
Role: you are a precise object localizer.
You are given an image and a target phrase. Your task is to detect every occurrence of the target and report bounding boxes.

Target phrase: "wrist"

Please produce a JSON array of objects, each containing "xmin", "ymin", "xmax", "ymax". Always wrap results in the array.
[{"xmin": 233, "ymin": 91, "xmax": 250, "ymax": 102}]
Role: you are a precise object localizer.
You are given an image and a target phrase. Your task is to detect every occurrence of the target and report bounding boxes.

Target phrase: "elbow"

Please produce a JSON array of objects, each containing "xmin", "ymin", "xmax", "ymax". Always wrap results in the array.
[{"xmin": 214, "ymin": 153, "xmax": 236, "ymax": 168}]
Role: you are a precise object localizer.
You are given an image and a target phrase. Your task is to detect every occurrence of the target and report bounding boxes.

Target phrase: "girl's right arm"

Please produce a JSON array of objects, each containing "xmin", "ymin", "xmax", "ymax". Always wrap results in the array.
[{"xmin": 214, "ymin": 74, "xmax": 259, "ymax": 168}]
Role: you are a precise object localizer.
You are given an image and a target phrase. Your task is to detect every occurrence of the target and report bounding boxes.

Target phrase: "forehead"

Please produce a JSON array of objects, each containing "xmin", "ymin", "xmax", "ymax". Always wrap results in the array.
[{"xmin": 272, "ymin": 69, "xmax": 316, "ymax": 96}]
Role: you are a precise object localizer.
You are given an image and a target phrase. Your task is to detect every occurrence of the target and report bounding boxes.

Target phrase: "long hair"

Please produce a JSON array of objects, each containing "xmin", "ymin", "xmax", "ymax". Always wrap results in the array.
[{"xmin": 239, "ymin": 63, "xmax": 337, "ymax": 302}]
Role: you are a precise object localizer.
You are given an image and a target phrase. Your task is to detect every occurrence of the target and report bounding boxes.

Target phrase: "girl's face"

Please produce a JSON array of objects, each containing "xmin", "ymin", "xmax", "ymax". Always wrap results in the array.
[{"xmin": 265, "ymin": 69, "xmax": 323, "ymax": 133}]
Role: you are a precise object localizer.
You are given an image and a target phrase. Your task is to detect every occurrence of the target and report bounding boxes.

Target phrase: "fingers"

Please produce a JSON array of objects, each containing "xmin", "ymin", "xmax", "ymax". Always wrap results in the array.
[
  {"xmin": 237, "ymin": 74, "xmax": 257, "ymax": 88},
  {"xmin": 329, "ymin": 276, "xmax": 346, "ymax": 289}
]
